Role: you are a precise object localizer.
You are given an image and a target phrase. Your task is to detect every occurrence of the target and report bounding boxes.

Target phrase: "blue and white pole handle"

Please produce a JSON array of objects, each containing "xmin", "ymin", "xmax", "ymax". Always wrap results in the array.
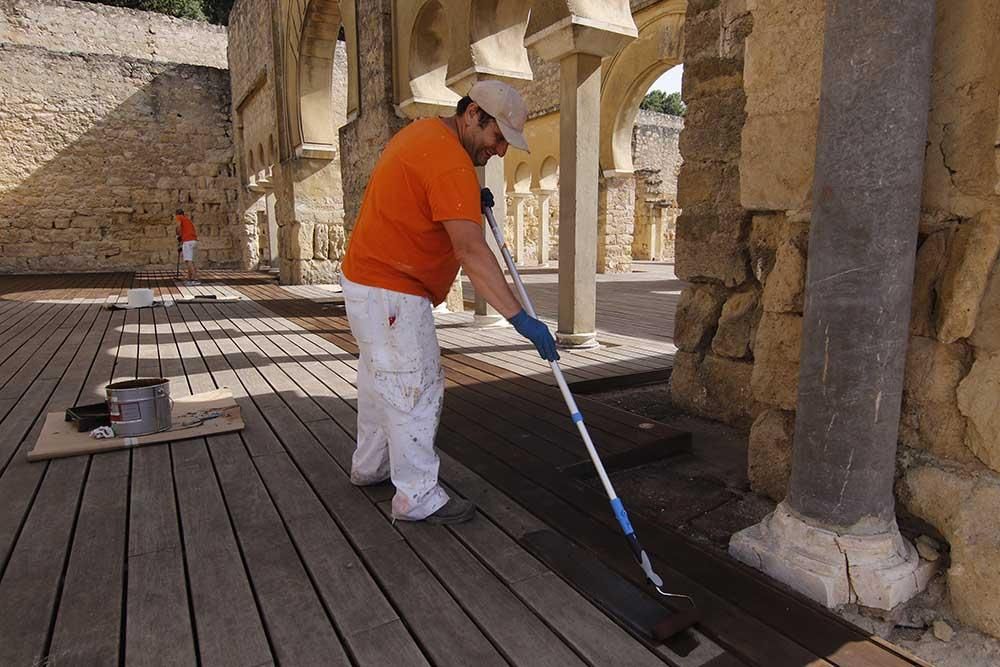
[{"xmin": 483, "ymin": 205, "xmax": 672, "ymax": 595}]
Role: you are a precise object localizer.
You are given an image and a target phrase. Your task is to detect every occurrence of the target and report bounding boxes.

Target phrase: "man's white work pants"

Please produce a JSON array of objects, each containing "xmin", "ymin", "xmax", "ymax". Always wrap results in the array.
[{"xmin": 341, "ymin": 276, "xmax": 449, "ymax": 520}]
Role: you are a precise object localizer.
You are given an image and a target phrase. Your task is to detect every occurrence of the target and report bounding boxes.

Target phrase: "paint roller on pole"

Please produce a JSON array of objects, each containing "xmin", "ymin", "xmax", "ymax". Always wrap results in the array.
[{"xmin": 482, "ymin": 199, "xmax": 699, "ymax": 640}]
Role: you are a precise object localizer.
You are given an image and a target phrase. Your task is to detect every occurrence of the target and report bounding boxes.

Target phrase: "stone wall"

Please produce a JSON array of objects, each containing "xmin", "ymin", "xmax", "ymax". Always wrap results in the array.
[
  {"xmin": 0, "ymin": 46, "xmax": 239, "ymax": 272},
  {"xmin": 341, "ymin": 0, "xmax": 407, "ymax": 233},
  {"xmin": 671, "ymin": 0, "xmax": 1000, "ymax": 638},
  {"xmin": 0, "ymin": 0, "xmax": 228, "ymax": 69},
  {"xmin": 668, "ymin": 0, "xmax": 755, "ymax": 424},
  {"xmin": 633, "ymin": 109, "xmax": 683, "ymax": 203}
]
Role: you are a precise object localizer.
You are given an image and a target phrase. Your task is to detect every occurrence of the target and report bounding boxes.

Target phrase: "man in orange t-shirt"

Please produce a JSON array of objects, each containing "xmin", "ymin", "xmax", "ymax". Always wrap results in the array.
[
  {"xmin": 341, "ymin": 80, "xmax": 557, "ymax": 525},
  {"xmin": 174, "ymin": 208, "xmax": 199, "ymax": 285}
]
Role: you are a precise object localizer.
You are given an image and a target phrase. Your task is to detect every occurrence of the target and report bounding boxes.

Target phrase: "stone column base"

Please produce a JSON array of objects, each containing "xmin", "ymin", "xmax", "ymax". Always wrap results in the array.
[
  {"xmin": 729, "ymin": 502, "xmax": 936, "ymax": 610},
  {"xmin": 556, "ymin": 331, "xmax": 599, "ymax": 349}
]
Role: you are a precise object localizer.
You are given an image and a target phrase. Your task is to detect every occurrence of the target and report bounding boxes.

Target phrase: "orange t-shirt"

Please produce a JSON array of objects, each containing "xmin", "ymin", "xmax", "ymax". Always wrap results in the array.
[
  {"xmin": 341, "ymin": 118, "xmax": 481, "ymax": 305},
  {"xmin": 176, "ymin": 215, "xmax": 197, "ymax": 242}
]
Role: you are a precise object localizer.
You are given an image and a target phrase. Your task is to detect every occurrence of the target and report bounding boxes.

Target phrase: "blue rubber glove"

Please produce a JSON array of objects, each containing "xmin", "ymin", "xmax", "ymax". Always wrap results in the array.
[
  {"xmin": 509, "ymin": 309, "xmax": 560, "ymax": 361},
  {"xmin": 481, "ymin": 187, "xmax": 495, "ymax": 211}
]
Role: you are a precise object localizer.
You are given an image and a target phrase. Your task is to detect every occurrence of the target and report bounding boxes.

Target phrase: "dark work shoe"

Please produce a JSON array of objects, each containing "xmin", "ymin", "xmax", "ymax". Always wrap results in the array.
[{"xmin": 425, "ymin": 498, "xmax": 477, "ymax": 525}]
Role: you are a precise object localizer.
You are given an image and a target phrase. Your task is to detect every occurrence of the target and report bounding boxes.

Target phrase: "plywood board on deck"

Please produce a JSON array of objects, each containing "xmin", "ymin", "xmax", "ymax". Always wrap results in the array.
[{"xmin": 27, "ymin": 388, "xmax": 243, "ymax": 461}]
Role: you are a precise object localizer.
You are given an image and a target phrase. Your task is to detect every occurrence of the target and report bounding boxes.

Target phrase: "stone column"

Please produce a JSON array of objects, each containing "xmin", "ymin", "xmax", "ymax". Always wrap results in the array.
[
  {"xmin": 646, "ymin": 202, "xmax": 661, "ymax": 261},
  {"xmin": 265, "ymin": 192, "xmax": 279, "ymax": 268},
  {"xmin": 533, "ymin": 188, "xmax": 554, "ymax": 266},
  {"xmin": 510, "ymin": 192, "xmax": 532, "ymax": 265},
  {"xmin": 473, "ymin": 158, "xmax": 509, "ymax": 327},
  {"xmin": 553, "ymin": 52, "xmax": 602, "ymax": 347},
  {"xmin": 597, "ymin": 171, "xmax": 635, "ymax": 274},
  {"xmin": 730, "ymin": 0, "xmax": 938, "ymax": 610}
]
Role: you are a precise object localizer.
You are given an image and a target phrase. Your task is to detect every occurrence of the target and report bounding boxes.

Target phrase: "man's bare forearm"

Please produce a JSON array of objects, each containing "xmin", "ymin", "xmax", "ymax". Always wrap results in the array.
[{"xmin": 459, "ymin": 243, "xmax": 521, "ymax": 319}]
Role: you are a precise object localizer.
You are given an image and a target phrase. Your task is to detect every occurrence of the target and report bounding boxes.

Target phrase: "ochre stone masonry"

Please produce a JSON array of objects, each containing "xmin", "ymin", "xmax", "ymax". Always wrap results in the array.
[
  {"xmin": 670, "ymin": 0, "xmax": 1000, "ymax": 636},
  {"xmin": 0, "ymin": 0, "xmax": 239, "ymax": 272},
  {"xmin": 0, "ymin": 0, "xmax": 228, "ymax": 68}
]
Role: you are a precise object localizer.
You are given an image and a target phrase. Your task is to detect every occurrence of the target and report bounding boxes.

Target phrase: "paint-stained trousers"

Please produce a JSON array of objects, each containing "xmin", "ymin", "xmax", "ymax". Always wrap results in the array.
[{"xmin": 341, "ymin": 276, "xmax": 449, "ymax": 520}]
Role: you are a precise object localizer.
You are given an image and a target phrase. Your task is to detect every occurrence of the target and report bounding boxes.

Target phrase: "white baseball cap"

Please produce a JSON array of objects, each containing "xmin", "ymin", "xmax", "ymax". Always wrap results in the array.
[{"xmin": 468, "ymin": 80, "xmax": 530, "ymax": 153}]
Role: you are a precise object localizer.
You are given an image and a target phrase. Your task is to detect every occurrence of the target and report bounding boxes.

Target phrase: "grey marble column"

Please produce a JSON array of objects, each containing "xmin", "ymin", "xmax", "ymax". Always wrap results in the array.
[{"xmin": 730, "ymin": 0, "xmax": 939, "ymax": 610}]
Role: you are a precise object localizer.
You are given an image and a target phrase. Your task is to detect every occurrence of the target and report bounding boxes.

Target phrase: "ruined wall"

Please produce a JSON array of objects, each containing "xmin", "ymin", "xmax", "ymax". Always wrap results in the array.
[
  {"xmin": 633, "ymin": 109, "xmax": 683, "ymax": 203},
  {"xmin": 668, "ymin": 0, "xmax": 755, "ymax": 424},
  {"xmin": 0, "ymin": 1, "xmax": 239, "ymax": 272},
  {"xmin": 0, "ymin": 0, "xmax": 227, "ymax": 68},
  {"xmin": 341, "ymin": 0, "xmax": 407, "ymax": 232},
  {"xmin": 672, "ymin": 0, "xmax": 1000, "ymax": 638}
]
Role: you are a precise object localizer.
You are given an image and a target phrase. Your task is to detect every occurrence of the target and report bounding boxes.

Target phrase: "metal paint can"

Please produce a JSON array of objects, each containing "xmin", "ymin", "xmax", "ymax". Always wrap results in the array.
[{"xmin": 107, "ymin": 378, "xmax": 172, "ymax": 437}]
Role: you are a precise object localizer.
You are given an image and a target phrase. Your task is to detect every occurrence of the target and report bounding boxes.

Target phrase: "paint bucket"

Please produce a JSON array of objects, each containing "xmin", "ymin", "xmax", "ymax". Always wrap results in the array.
[
  {"xmin": 106, "ymin": 378, "xmax": 172, "ymax": 437},
  {"xmin": 127, "ymin": 288, "xmax": 154, "ymax": 309}
]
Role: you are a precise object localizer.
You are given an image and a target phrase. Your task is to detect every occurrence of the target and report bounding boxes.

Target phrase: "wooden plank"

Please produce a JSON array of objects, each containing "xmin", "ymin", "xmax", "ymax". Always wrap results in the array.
[
  {"xmin": 437, "ymin": 456, "xmax": 734, "ymax": 667},
  {"xmin": 363, "ymin": 538, "xmax": 509, "ymax": 667},
  {"xmin": 0, "ymin": 458, "xmax": 89, "ymax": 666},
  {"xmin": 432, "ymin": 425, "xmax": 832, "ymax": 666},
  {"xmin": 125, "ymin": 444, "xmax": 197, "ymax": 667},
  {"xmin": 384, "ymin": 505, "xmax": 591, "ymax": 667},
  {"xmin": 251, "ymin": 452, "xmax": 428, "ymax": 666},
  {"xmin": 206, "ymin": 434, "xmax": 352, "ymax": 666},
  {"xmin": 154, "ymin": 286, "xmax": 273, "ymax": 666},
  {"xmin": 47, "ymin": 451, "xmax": 130, "ymax": 665}
]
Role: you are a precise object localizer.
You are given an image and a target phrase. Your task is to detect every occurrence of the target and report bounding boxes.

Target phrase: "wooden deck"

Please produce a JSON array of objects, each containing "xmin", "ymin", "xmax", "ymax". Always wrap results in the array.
[{"xmin": 0, "ymin": 271, "xmax": 928, "ymax": 666}]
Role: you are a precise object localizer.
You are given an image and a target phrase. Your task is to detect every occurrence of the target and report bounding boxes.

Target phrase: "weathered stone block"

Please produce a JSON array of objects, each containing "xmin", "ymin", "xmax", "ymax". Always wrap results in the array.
[
  {"xmin": 673, "ymin": 284, "xmax": 727, "ymax": 352},
  {"xmin": 910, "ymin": 229, "xmax": 953, "ymax": 338},
  {"xmin": 748, "ymin": 408, "xmax": 795, "ymax": 501},
  {"xmin": 675, "ymin": 209, "xmax": 751, "ymax": 287},
  {"xmin": 762, "ymin": 239, "xmax": 806, "ymax": 313},
  {"xmin": 748, "ymin": 212, "xmax": 785, "ymax": 283},
  {"xmin": 712, "ymin": 288, "xmax": 760, "ymax": 359},
  {"xmin": 900, "ymin": 336, "xmax": 975, "ymax": 464},
  {"xmin": 670, "ymin": 350, "xmax": 756, "ymax": 426},
  {"xmin": 740, "ymin": 111, "xmax": 819, "ymax": 211},
  {"xmin": 751, "ymin": 311, "xmax": 802, "ymax": 409},
  {"xmin": 314, "ymin": 224, "xmax": 330, "ymax": 260},
  {"xmin": 288, "ymin": 221, "xmax": 314, "ymax": 260},
  {"xmin": 969, "ymin": 260, "xmax": 1000, "ymax": 354},
  {"xmin": 900, "ymin": 465, "xmax": 1000, "ymax": 638},
  {"xmin": 937, "ymin": 211, "xmax": 1000, "ymax": 343},
  {"xmin": 957, "ymin": 353, "xmax": 1000, "ymax": 473}
]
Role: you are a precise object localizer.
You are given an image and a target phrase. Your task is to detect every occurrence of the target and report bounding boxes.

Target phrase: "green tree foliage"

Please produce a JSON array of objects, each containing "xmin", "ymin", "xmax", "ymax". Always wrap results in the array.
[
  {"xmin": 640, "ymin": 90, "xmax": 687, "ymax": 117},
  {"xmin": 81, "ymin": 0, "xmax": 233, "ymax": 24}
]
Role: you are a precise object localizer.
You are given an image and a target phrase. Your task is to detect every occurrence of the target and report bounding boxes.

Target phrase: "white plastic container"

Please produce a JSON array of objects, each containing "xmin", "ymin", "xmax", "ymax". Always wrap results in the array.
[{"xmin": 127, "ymin": 288, "xmax": 155, "ymax": 309}]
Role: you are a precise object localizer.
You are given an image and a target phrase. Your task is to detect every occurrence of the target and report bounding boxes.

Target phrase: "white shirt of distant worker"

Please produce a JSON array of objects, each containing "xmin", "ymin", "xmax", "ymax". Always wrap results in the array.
[{"xmin": 340, "ymin": 80, "xmax": 559, "ymax": 525}]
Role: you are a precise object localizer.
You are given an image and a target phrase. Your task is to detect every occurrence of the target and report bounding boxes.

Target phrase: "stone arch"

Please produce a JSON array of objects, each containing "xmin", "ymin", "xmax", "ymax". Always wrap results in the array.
[
  {"xmin": 512, "ymin": 161, "xmax": 531, "ymax": 193},
  {"xmin": 257, "ymin": 144, "xmax": 265, "ymax": 172},
  {"xmin": 600, "ymin": 1, "xmax": 685, "ymax": 174},
  {"xmin": 468, "ymin": 0, "xmax": 531, "ymax": 78},
  {"xmin": 267, "ymin": 135, "xmax": 276, "ymax": 166},
  {"xmin": 398, "ymin": 0, "xmax": 459, "ymax": 117},
  {"xmin": 539, "ymin": 156, "xmax": 558, "ymax": 190},
  {"xmin": 282, "ymin": 0, "xmax": 357, "ymax": 158}
]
